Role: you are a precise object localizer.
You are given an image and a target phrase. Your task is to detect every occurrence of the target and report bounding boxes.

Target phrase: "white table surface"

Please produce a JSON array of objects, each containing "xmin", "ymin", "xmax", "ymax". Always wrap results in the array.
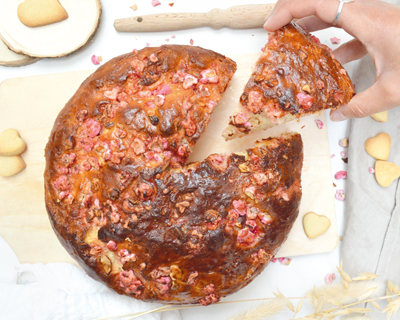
[{"xmin": 0, "ymin": 0, "xmax": 355, "ymax": 318}]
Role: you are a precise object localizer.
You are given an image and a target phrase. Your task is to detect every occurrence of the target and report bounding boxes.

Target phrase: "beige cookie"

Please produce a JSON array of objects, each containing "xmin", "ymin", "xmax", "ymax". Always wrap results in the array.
[
  {"xmin": 375, "ymin": 161, "xmax": 400, "ymax": 187},
  {"xmin": 303, "ymin": 212, "xmax": 331, "ymax": 239},
  {"xmin": 371, "ymin": 111, "xmax": 388, "ymax": 123},
  {"xmin": 0, "ymin": 129, "xmax": 26, "ymax": 156},
  {"xmin": 0, "ymin": 155, "xmax": 26, "ymax": 177},
  {"xmin": 364, "ymin": 132, "xmax": 391, "ymax": 160},
  {"xmin": 18, "ymin": 0, "xmax": 68, "ymax": 28}
]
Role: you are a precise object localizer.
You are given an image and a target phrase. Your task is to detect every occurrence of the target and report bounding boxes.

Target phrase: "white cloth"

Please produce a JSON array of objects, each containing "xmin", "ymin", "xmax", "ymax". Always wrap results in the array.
[
  {"xmin": 0, "ymin": 236, "xmax": 181, "ymax": 320},
  {"xmin": 341, "ymin": 1, "xmax": 400, "ymax": 316}
]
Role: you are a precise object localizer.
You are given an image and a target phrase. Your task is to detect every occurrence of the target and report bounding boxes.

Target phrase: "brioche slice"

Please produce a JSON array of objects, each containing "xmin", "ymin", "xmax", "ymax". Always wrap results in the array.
[{"xmin": 223, "ymin": 22, "xmax": 355, "ymax": 140}]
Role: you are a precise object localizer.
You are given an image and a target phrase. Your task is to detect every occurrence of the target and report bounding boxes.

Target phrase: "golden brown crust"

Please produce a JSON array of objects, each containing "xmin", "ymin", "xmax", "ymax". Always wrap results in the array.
[
  {"xmin": 44, "ymin": 45, "xmax": 303, "ymax": 305},
  {"xmin": 224, "ymin": 22, "xmax": 355, "ymax": 139}
]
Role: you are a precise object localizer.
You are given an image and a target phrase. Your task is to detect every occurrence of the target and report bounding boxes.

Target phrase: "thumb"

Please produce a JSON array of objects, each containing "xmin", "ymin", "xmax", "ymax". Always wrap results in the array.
[{"xmin": 330, "ymin": 77, "xmax": 398, "ymax": 121}]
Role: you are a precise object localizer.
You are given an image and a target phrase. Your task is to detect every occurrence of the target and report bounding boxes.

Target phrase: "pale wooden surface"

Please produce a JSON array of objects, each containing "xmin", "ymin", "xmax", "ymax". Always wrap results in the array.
[
  {"xmin": 114, "ymin": 4, "xmax": 274, "ymax": 32},
  {"xmin": 0, "ymin": 39, "xmax": 39, "ymax": 67},
  {"xmin": 0, "ymin": 52, "xmax": 338, "ymax": 266}
]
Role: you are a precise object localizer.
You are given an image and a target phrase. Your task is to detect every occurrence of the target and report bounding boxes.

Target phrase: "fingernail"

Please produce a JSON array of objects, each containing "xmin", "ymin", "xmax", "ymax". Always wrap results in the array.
[
  {"xmin": 265, "ymin": 10, "xmax": 273, "ymax": 21},
  {"xmin": 263, "ymin": 19, "xmax": 270, "ymax": 29},
  {"xmin": 330, "ymin": 110, "xmax": 347, "ymax": 122}
]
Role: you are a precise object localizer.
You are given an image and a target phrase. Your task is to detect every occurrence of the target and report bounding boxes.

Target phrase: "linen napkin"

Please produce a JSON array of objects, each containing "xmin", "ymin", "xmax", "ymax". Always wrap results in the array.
[
  {"xmin": 341, "ymin": 1, "xmax": 400, "ymax": 314},
  {"xmin": 0, "ymin": 236, "xmax": 181, "ymax": 320}
]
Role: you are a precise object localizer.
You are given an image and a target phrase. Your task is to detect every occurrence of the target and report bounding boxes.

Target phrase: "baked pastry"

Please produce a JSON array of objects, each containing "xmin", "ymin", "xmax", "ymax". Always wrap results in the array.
[
  {"xmin": 44, "ymin": 45, "xmax": 303, "ymax": 305},
  {"xmin": 223, "ymin": 22, "xmax": 355, "ymax": 140}
]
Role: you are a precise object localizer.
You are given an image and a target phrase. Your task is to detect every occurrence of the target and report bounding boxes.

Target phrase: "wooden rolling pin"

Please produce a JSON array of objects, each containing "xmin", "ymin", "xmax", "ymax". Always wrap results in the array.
[{"xmin": 114, "ymin": 4, "xmax": 275, "ymax": 32}]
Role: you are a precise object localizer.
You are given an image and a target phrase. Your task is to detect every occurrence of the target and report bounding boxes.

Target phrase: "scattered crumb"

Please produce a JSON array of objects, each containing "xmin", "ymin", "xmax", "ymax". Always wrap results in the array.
[
  {"xmin": 334, "ymin": 170, "xmax": 347, "ymax": 180},
  {"xmin": 130, "ymin": 4, "xmax": 138, "ymax": 11},
  {"xmin": 339, "ymin": 138, "xmax": 349, "ymax": 147},
  {"xmin": 325, "ymin": 273, "xmax": 336, "ymax": 285},
  {"xmin": 335, "ymin": 189, "xmax": 345, "ymax": 201},
  {"xmin": 271, "ymin": 258, "xmax": 277, "ymax": 263},
  {"xmin": 261, "ymin": 47, "xmax": 265, "ymax": 52},
  {"xmin": 152, "ymin": 0, "xmax": 161, "ymax": 7},
  {"xmin": 341, "ymin": 157, "xmax": 348, "ymax": 164},
  {"xmin": 165, "ymin": 38, "xmax": 169, "ymax": 42},
  {"xmin": 333, "ymin": 182, "xmax": 337, "ymax": 187},
  {"xmin": 339, "ymin": 235, "xmax": 344, "ymax": 241},
  {"xmin": 190, "ymin": 39, "xmax": 194, "ymax": 45},
  {"xmin": 340, "ymin": 151, "xmax": 346, "ymax": 158},
  {"xmin": 369, "ymin": 167, "xmax": 375, "ymax": 174},
  {"xmin": 331, "ymin": 154, "xmax": 335, "ymax": 158},
  {"xmin": 169, "ymin": 2, "xmax": 174, "ymax": 6},
  {"xmin": 171, "ymin": 35, "xmax": 176, "ymax": 39},
  {"xmin": 301, "ymin": 125, "xmax": 305, "ymax": 129},
  {"xmin": 91, "ymin": 55, "xmax": 101, "ymax": 65},
  {"xmin": 330, "ymin": 37, "xmax": 341, "ymax": 44},
  {"xmin": 146, "ymin": 42, "xmax": 151, "ymax": 47},
  {"xmin": 283, "ymin": 155, "xmax": 288, "ymax": 159},
  {"xmin": 315, "ymin": 119, "xmax": 324, "ymax": 129},
  {"xmin": 278, "ymin": 257, "xmax": 291, "ymax": 266}
]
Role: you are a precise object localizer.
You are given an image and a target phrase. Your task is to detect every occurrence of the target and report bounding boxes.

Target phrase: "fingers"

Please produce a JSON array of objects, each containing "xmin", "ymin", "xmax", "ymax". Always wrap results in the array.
[
  {"xmin": 265, "ymin": 0, "xmax": 286, "ymax": 21},
  {"xmin": 330, "ymin": 77, "xmax": 398, "ymax": 121},
  {"xmin": 264, "ymin": 0, "xmax": 337, "ymax": 31},
  {"xmin": 332, "ymin": 39, "xmax": 368, "ymax": 65},
  {"xmin": 296, "ymin": 16, "xmax": 334, "ymax": 32}
]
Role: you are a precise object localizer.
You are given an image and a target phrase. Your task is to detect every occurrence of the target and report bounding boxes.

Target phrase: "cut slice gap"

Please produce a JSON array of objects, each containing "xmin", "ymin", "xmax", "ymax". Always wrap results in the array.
[
  {"xmin": 0, "ymin": 38, "xmax": 39, "ymax": 67},
  {"xmin": 223, "ymin": 22, "xmax": 355, "ymax": 140},
  {"xmin": 0, "ymin": 0, "xmax": 101, "ymax": 58},
  {"xmin": 44, "ymin": 45, "xmax": 304, "ymax": 304}
]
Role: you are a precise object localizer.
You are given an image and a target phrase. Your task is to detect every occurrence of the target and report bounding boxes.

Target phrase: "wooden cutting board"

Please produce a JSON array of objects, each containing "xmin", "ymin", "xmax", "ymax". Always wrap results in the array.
[{"xmin": 0, "ymin": 53, "xmax": 338, "ymax": 266}]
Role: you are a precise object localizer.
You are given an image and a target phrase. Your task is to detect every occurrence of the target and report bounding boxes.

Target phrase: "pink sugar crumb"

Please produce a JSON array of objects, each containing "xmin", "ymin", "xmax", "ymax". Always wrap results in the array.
[
  {"xmin": 331, "ymin": 154, "xmax": 336, "ymax": 158},
  {"xmin": 369, "ymin": 167, "xmax": 375, "ymax": 174},
  {"xmin": 340, "ymin": 151, "xmax": 346, "ymax": 158},
  {"xmin": 165, "ymin": 38, "xmax": 170, "ymax": 42},
  {"xmin": 278, "ymin": 257, "xmax": 292, "ymax": 265},
  {"xmin": 146, "ymin": 42, "xmax": 151, "ymax": 47},
  {"xmin": 335, "ymin": 189, "xmax": 345, "ymax": 201},
  {"xmin": 334, "ymin": 170, "xmax": 347, "ymax": 180},
  {"xmin": 152, "ymin": 0, "xmax": 161, "ymax": 7},
  {"xmin": 190, "ymin": 39, "xmax": 194, "ymax": 45},
  {"xmin": 330, "ymin": 37, "xmax": 341, "ymax": 44},
  {"xmin": 261, "ymin": 47, "xmax": 265, "ymax": 52},
  {"xmin": 271, "ymin": 258, "xmax": 277, "ymax": 263},
  {"xmin": 91, "ymin": 55, "xmax": 100, "ymax": 65},
  {"xmin": 325, "ymin": 273, "xmax": 336, "ymax": 285},
  {"xmin": 315, "ymin": 119, "xmax": 324, "ymax": 129},
  {"xmin": 171, "ymin": 35, "xmax": 176, "ymax": 39}
]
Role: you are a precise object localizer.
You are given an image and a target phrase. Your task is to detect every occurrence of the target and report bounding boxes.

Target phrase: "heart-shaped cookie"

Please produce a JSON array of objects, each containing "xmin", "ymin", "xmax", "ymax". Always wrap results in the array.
[
  {"xmin": 303, "ymin": 212, "xmax": 331, "ymax": 239},
  {"xmin": 371, "ymin": 111, "xmax": 388, "ymax": 123},
  {"xmin": 0, "ymin": 129, "xmax": 26, "ymax": 156},
  {"xmin": 375, "ymin": 161, "xmax": 400, "ymax": 187},
  {"xmin": 0, "ymin": 155, "xmax": 26, "ymax": 177},
  {"xmin": 18, "ymin": 0, "xmax": 68, "ymax": 28},
  {"xmin": 365, "ymin": 132, "xmax": 391, "ymax": 160}
]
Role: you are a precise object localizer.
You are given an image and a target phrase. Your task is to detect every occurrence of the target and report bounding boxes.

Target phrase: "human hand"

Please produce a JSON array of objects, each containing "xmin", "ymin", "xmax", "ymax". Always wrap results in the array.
[{"xmin": 264, "ymin": 0, "xmax": 400, "ymax": 121}]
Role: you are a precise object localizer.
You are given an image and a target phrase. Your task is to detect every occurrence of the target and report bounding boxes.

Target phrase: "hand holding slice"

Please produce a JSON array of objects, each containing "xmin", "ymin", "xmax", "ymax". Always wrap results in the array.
[{"xmin": 223, "ymin": 22, "xmax": 355, "ymax": 140}]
